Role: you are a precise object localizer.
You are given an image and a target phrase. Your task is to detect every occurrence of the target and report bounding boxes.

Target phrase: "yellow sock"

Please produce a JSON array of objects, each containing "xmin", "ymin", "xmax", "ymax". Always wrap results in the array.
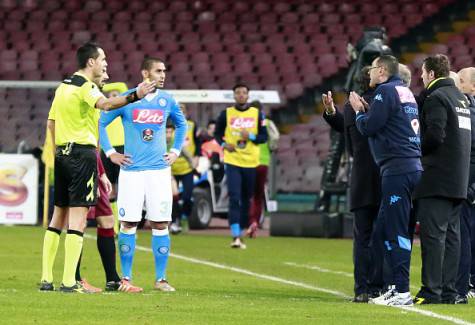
[
  {"xmin": 62, "ymin": 232, "xmax": 84, "ymax": 287},
  {"xmin": 111, "ymin": 201, "xmax": 119, "ymax": 234},
  {"xmin": 41, "ymin": 228, "xmax": 61, "ymax": 283}
]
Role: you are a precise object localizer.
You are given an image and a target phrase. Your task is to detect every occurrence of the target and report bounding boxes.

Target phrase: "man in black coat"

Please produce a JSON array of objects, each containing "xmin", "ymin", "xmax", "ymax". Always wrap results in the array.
[
  {"xmin": 322, "ymin": 67, "xmax": 383, "ymax": 303},
  {"xmin": 413, "ymin": 55, "xmax": 472, "ymax": 305},
  {"xmin": 454, "ymin": 67, "xmax": 475, "ymax": 302}
]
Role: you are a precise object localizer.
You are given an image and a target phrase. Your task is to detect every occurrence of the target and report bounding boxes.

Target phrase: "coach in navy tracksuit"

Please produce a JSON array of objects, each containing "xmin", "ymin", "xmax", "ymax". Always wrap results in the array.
[
  {"xmin": 349, "ymin": 55, "xmax": 422, "ymax": 306},
  {"xmin": 322, "ymin": 67, "xmax": 384, "ymax": 302}
]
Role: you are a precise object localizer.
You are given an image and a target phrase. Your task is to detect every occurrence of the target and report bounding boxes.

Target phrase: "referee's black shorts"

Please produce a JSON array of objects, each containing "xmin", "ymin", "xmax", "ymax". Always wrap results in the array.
[
  {"xmin": 54, "ymin": 144, "xmax": 98, "ymax": 207},
  {"xmin": 100, "ymin": 145, "xmax": 123, "ymax": 185}
]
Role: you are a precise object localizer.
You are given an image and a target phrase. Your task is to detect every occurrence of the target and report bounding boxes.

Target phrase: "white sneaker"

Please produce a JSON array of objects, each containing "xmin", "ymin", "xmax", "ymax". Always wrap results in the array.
[
  {"xmin": 154, "ymin": 280, "xmax": 176, "ymax": 292},
  {"xmin": 467, "ymin": 289, "xmax": 475, "ymax": 298},
  {"xmin": 170, "ymin": 223, "xmax": 182, "ymax": 235},
  {"xmin": 369, "ymin": 285, "xmax": 395, "ymax": 304},
  {"xmin": 372, "ymin": 290, "xmax": 413, "ymax": 306},
  {"xmin": 230, "ymin": 238, "xmax": 246, "ymax": 249}
]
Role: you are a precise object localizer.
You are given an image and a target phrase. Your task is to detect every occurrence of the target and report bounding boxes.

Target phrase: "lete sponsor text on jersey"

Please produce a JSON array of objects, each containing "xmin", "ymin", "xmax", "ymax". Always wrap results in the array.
[
  {"xmin": 230, "ymin": 117, "xmax": 256, "ymax": 129},
  {"xmin": 133, "ymin": 109, "xmax": 165, "ymax": 124}
]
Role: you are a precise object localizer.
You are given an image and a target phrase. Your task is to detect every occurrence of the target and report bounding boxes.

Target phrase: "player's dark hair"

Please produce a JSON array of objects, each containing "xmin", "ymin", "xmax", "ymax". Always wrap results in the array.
[
  {"xmin": 141, "ymin": 56, "xmax": 165, "ymax": 71},
  {"xmin": 207, "ymin": 119, "xmax": 216, "ymax": 127},
  {"xmin": 376, "ymin": 55, "xmax": 399, "ymax": 76},
  {"xmin": 76, "ymin": 42, "xmax": 102, "ymax": 69},
  {"xmin": 233, "ymin": 83, "xmax": 249, "ymax": 92},
  {"xmin": 423, "ymin": 54, "xmax": 450, "ymax": 78}
]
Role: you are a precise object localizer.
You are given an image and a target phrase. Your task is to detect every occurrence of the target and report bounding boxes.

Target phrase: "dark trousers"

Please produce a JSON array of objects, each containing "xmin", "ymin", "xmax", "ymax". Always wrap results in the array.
[
  {"xmin": 353, "ymin": 205, "xmax": 381, "ymax": 295},
  {"xmin": 416, "ymin": 197, "xmax": 462, "ymax": 302},
  {"xmin": 377, "ymin": 171, "xmax": 421, "ymax": 293},
  {"xmin": 175, "ymin": 172, "xmax": 194, "ymax": 218},
  {"xmin": 471, "ymin": 207, "xmax": 475, "ymax": 286},
  {"xmin": 456, "ymin": 201, "xmax": 473, "ymax": 296},
  {"xmin": 249, "ymin": 165, "xmax": 268, "ymax": 226},
  {"xmin": 226, "ymin": 164, "xmax": 256, "ymax": 229}
]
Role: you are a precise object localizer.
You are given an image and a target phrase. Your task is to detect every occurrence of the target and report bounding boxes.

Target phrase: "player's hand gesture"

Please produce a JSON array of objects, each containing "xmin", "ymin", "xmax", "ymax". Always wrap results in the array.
[
  {"xmin": 163, "ymin": 152, "xmax": 178, "ymax": 165},
  {"xmin": 100, "ymin": 173, "xmax": 112, "ymax": 195},
  {"xmin": 136, "ymin": 81, "xmax": 155, "ymax": 99},
  {"xmin": 322, "ymin": 91, "xmax": 336, "ymax": 115},
  {"xmin": 110, "ymin": 152, "xmax": 132, "ymax": 167}
]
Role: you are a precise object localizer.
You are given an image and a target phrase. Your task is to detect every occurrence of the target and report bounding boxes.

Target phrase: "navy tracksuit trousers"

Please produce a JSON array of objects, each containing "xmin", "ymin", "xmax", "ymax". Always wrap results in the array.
[
  {"xmin": 376, "ymin": 171, "xmax": 421, "ymax": 293},
  {"xmin": 225, "ymin": 164, "xmax": 256, "ymax": 229}
]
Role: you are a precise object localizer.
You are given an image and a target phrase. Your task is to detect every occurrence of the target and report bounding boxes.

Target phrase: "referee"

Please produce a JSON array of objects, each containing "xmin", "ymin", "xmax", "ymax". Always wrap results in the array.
[{"xmin": 40, "ymin": 42, "xmax": 154, "ymax": 293}]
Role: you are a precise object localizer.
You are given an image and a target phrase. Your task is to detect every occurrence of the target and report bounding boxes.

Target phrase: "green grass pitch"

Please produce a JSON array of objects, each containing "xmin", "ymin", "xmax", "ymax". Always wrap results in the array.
[{"xmin": 0, "ymin": 226, "xmax": 474, "ymax": 324}]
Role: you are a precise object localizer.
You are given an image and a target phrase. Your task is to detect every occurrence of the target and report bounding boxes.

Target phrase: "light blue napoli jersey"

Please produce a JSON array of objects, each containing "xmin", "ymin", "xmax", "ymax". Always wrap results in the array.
[{"xmin": 99, "ymin": 89, "xmax": 187, "ymax": 171}]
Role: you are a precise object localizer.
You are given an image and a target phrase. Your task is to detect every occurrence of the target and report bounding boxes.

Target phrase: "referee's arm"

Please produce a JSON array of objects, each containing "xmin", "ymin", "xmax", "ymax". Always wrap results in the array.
[
  {"xmin": 94, "ymin": 81, "xmax": 156, "ymax": 111},
  {"xmin": 47, "ymin": 119, "xmax": 56, "ymax": 154},
  {"xmin": 47, "ymin": 102, "xmax": 56, "ymax": 153}
]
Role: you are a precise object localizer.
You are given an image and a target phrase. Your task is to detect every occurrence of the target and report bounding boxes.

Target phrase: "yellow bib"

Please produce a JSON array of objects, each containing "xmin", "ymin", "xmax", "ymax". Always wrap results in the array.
[
  {"xmin": 172, "ymin": 120, "xmax": 196, "ymax": 175},
  {"xmin": 224, "ymin": 106, "xmax": 260, "ymax": 168},
  {"xmin": 106, "ymin": 116, "xmax": 125, "ymax": 147}
]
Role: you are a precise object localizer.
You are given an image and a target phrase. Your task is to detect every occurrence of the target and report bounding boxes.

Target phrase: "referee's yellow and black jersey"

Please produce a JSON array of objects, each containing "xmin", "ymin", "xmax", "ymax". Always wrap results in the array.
[{"xmin": 48, "ymin": 72, "xmax": 104, "ymax": 146}]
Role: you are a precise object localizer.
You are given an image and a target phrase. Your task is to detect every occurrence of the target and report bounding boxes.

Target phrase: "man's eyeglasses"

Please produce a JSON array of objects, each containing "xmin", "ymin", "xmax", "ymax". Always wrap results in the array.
[{"xmin": 368, "ymin": 66, "xmax": 382, "ymax": 71}]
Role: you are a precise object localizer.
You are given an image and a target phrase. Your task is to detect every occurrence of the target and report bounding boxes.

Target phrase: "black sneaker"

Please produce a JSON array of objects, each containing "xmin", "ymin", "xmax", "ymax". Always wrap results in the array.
[
  {"xmin": 455, "ymin": 295, "xmax": 469, "ymax": 304},
  {"xmin": 414, "ymin": 296, "xmax": 441, "ymax": 305},
  {"xmin": 59, "ymin": 282, "xmax": 92, "ymax": 293},
  {"xmin": 39, "ymin": 281, "xmax": 54, "ymax": 291},
  {"xmin": 352, "ymin": 293, "xmax": 369, "ymax": 303},
  {"xmin": 443, "ymin": 295, "xmax": 469, "ymax": 304},
  {"xmin": 105, "ymin": 281, "xmax": 121, "ymax": 292}
]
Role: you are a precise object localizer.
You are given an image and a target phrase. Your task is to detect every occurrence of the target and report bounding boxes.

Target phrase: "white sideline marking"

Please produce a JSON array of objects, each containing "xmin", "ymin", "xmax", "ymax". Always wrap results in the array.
[
  {"xmin": 141, "ymin": 245, "xmax": 349, "ymax": 299},
  {"xmin": 84, "ymin": 234, "xmax": 474, "ymax": 325},
  {"xmin": 398, "ymin": 307, "xmax": 474, "ymax": 325},
  {"xmin": 284, "ymin": 262, "xmax": 353, "ymax": 277},
  {"xmin": 284, "ymin": 262, "xmax": 419, "ymax": 290}
]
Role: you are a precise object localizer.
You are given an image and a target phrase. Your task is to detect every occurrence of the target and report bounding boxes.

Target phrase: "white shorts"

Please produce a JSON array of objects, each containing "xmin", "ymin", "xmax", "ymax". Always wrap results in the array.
[{"xmin": 117, "ymin": 168, "xmax": 172, "ymax": 223}]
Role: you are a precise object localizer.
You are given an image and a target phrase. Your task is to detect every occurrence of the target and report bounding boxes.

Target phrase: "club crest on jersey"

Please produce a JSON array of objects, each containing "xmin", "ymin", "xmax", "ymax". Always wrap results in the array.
[
  {"xmin": 142, "ymin": 128, "xmax": 154, "ymax": 141},
  {"xmin": 158, "ymin": 98, "xmax": 167, "ymax": 107},
  {"xmin": 133, "ymin": 109, "xmax": 164, "ymax": 124},
  {"xmin": 411, "ymin": 119, "xmax": 420, "ymax": 134},
  {"xmin": 230, "ymin": 117, "xmax": 256, "ymax": 129}
]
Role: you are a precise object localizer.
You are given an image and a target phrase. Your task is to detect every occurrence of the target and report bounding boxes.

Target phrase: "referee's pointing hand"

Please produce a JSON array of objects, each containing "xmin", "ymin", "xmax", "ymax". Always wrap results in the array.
[{"xmin": 136, "ymin": 81, "xmax": 156, "ymax": 99}]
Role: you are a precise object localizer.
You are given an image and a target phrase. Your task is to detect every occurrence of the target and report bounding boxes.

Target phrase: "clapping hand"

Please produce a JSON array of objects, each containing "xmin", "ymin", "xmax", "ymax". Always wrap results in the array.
[
  {"xmin": 349, "ymin": 92, "xmax": 365, "ymax": 113},
  {"xmin": 322, "ymin": 91, "xmax": 336, "ymax": 114}
]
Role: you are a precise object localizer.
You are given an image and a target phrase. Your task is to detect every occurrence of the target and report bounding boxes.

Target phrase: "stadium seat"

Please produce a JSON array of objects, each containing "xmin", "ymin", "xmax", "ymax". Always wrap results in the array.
[{"xmin": 0, "ymin": 0, "xmax": 457, "ymax": 158}]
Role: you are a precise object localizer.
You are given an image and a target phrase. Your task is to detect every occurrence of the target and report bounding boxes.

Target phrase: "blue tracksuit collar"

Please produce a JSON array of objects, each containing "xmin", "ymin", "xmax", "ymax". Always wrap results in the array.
[{"xmin": 376, "ymin": 75, "xmax": 403, "ymax": 87}]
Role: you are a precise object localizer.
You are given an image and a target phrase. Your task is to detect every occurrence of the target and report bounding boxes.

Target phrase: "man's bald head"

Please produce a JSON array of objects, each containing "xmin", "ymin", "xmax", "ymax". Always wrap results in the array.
[
  {"xmin": 457, "ymin": 67, "xmax": 475, "ymax": 96},
  {"xmin": 449, "ymin": 71, "xmax": 460, "ymax": 90}
]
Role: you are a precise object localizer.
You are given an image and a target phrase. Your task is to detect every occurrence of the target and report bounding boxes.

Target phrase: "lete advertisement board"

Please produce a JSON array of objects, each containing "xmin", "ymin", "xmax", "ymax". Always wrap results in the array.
[{"xmin": 0, "ymin": 154, "xmax": 38, "ymax": 224}]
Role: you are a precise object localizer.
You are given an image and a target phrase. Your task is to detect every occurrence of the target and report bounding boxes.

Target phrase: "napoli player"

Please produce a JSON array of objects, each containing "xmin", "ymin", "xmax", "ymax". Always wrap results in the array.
[{"xmin": 99, "ymin": 57, "xmax": 187, "ymax": 292}]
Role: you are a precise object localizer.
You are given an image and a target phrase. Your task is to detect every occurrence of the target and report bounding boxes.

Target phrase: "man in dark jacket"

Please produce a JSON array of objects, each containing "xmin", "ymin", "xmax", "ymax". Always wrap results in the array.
[
  {"xmin": 413, "ymin": 55, "xmax": 471, "ymax": 305},
  {"xmin": 349, "ymin": 55, "xmax": 422, "ymax": 306},
  {"xmin": 322, "ymin": 67, "xmax": 383, "ymax": 303},
  {"xmin": 454, "ymin": 67, "xmax": 475, "ymax": 303}
]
